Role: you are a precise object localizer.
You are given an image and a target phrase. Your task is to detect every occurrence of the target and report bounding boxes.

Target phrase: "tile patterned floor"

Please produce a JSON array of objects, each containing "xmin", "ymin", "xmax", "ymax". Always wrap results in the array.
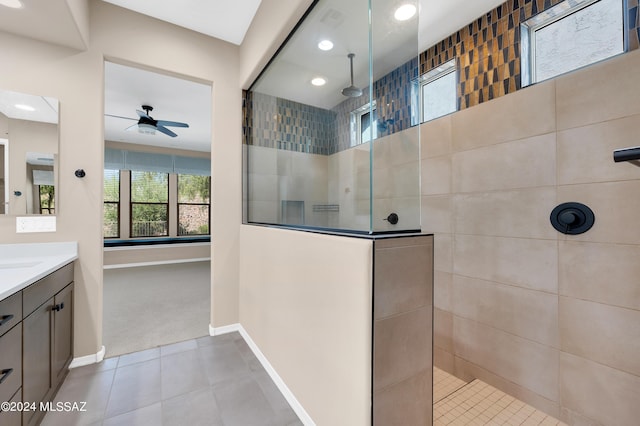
[
  {"xmin": 41, "ymin": 332, "xmax": 302, "ymax": 426},
  {"xmin": 434, "ymin": 367, "xmax": 567, "ymax": 426}
]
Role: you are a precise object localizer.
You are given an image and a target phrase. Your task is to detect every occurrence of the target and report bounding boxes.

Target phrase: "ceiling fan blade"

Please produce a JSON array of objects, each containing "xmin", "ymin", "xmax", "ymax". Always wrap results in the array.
[
  {"xmin": 156, "ymin": 120, "xmax": 189, "ymax": 128},
  {"xmin": 156, "ymin": 125, "xmax": 178, "ymax": 137},
  {"xmin": 105, "ymin": 114, "xmax": 138, "ymax": 121},
  {"xmin": 124, "ymin": 123, "xmax": 139, "ymax": 132},
  {"xmin": 136, "ymin": 109, "xmax": 151, "ymax": 119}
]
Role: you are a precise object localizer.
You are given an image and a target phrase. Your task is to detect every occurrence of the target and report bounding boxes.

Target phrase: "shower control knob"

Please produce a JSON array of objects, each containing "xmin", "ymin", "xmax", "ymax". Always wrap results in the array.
[
  {"xmin": 559, "ymin": 211, "xmax": 578, "ymax": 225},
  {"xmin": 384, "ymin": 213, "xmax": 399, "ymax": 225},
  {"xmin": 550, "ymin": 202, "xmax": 595, "ymax": 235}
]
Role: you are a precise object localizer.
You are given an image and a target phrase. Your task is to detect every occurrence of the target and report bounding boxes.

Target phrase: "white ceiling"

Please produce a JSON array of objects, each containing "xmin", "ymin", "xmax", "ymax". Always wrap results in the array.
[
  {"xmin": 0, "ymin": 89, "xmax": 59, "ymax": 124},
  {"xmin": 101, "ymin": 0, "xmax": 263, "ymax": 45},
  {"xmin": 104, "ymin": 62, "xmax": 212, "ymax": 152}
]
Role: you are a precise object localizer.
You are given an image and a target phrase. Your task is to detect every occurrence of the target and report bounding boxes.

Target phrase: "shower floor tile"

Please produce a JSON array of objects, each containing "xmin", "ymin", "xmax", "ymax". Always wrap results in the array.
[
  {"xmin": 434, "ymin": 366, "xmax": 469, "ymax": 403},
  {"xmin": 434, "ymin": 369, "xmax": 567, "ymax": 426}
]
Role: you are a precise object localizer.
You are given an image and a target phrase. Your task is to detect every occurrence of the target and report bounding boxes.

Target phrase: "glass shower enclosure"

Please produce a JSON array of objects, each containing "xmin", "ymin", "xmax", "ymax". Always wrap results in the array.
[{"xmin": 243, "ymin": 0, "xmax": 420, "ymax": 234}]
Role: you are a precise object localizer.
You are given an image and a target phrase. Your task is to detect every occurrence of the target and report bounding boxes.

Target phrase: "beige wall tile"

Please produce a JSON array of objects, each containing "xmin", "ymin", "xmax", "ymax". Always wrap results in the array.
[
  {"xmin": 453, "ymin": 235, "xmax": 558, "ymax": 293},
  {"xmin": 453, "ymin": 188, "xmax": 557, "ymax": 239},
  {"xmin": 434, "ymin": 233, "xmax": 452, "ymax": 273},
  {"xmin": 557, "ymin": 181, "xmax": 640, "ymax": 245},
  {"xmin": 247, "ymin": 200, "xmax": 278, "ymax": 224},
  {"xmin": 374, "ymin": 242, "xmax": 433, "ymax": 320},
  {"xmin": 556, "ymin": 49, "xmax": 640, "ymax": 131},
  {"xmin": 374, "ymin": 307, "xmax": 431, "ymax": 392},
  {"xmin": 453, "ymin": 275, "xmax": 559, "ymax": 348},
  {"xmin": 451, "ymin": 80, "xmax": 556, "ymax": 152},
  {"xmin": 434, "ymin": 308, "xmax": 453, "ymax": 352},
  {"xmin": 373, "ymin": 197, "xmax": 421, "ymax": 232},
  {"xmin": 453, "ymin": 356, "xmax": 561, "ymax": 418},
  {"xmin": 453, "ymin": 316, "xmax": 559, "ymax": 401},
  {"xmin": 421, "ymin": 195, "xmax": 452, "ymax": 234},
  {"xmin": 276, "ymin": 149, "xmax": 292, "ymax": 176},
  {"xmin": 373, "ymin": 370, "xmax": 432, "ymax": 426},
  {"xmin": 248, "ymin": 174, "xmax": 278, "ymax": 202},
  {"xmin": 420, "ymin": 114, "xmax": 452, "ymax": 159},
  {"xmin": 559, "ymin": 241, "xmax": 640, "ymax": 311},
  {"xmin": 375, "ymin": 128, "xmax": 420, "ymax": 167},
  {"xmin": 434, "ymin": 347, "xmax": 455, "ymax": 374},
  {"xmin": 560, "ymin": 297, "xmax": 640, "ymax": 376},
  {"xmin": 452, "ymin": 133, "xmax": 556, "ymax": 193},
  {"xmin": 421, "ymin": 155, "xmax": 451, "ymax": 195},
  {"xmin": 389, "ymin": 163, "xmax": 420, "ymax": 198},
  {"xmin": 558, "ymin": 115, "xmax": 640, "ymax": 185},
  {"xmin": 434, "ymin": 270, "xmax": 452, "ymax": 311},
  {"xmin": 560, "ymin": 352, "xmax": 640, "ymax": 426},
  {"xmin": 247, "ymin": 145, "xmax": 277, "ymax": 175}
]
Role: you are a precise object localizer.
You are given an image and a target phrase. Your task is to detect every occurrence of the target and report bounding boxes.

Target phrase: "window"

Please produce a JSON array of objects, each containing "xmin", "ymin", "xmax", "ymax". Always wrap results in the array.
[
  {"xmin": 420, "ymin": 59, "xmax": 457, "ymax": 122},
  {"xmin": 38, "ymin": 185, "xmax": 55, "ymax": 214},
  {"xmin": 521, "ymin": 0, "xmax": 624, "ymax": 86},
  {"xmin": 130, "ymin": 171, "xmax": 169, "ymax": 237},
  {"xmin": 177, "ymin": 174, "xmax": 210, "ymax": 235},
  {"xmin": 351, "ymin": 101, "xmax": 377, "ymax": 146},
  {"xmin": 103, "ymin": 169, "xmax": 120, "ymax": 238}
]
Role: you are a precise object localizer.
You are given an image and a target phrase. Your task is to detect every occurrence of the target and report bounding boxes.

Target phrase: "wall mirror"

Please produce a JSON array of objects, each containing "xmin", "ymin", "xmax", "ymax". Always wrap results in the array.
[{"xmin": 0, "ymin": 89, "xmax": 59, "ymax": 215}]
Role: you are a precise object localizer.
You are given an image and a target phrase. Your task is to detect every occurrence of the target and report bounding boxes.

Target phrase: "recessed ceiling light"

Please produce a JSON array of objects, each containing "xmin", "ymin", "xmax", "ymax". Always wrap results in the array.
[
  {"xmin": 394, "ymin": 4, "xmax": 416, "ymax": 21},
  {"xmin": 14, "ymin": 104, "xmax": 35, "ymax": 111},
  {"xmin": 0, "ymin": 0, "xmax": 23, "ymax": 9},
  {"xmin": 317, "ymin": 40, "xmax": 334, "ymax": 51},
  {"xmin": 311, "ymin": 77, "xmax": 327, "ymax": 87}
]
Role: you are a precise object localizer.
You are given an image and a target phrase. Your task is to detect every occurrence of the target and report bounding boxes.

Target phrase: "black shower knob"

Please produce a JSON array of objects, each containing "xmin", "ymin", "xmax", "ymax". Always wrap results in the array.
[{"xmin": 550, "ymin": 202, "xmax": 594, "ymax": 235}]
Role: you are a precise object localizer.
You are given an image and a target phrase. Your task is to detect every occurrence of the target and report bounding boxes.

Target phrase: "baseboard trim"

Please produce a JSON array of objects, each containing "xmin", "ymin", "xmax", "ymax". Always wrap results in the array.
[
  {"xmin": 69, "ymin": 345, "xmax": 106, "ymax": 369},
  {"xmin": 208, "ymin": 323, "xmax": 315, "ymax": 426},
  {"xmin": 104, "ymin": 258, "xmax": 210, "ymax": 270}
]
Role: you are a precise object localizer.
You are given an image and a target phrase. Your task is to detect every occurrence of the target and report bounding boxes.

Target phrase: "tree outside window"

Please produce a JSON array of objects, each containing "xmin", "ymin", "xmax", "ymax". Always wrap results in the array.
[
  {"xmin": 131, "ymin": 171, "xmax": 169, "ymax": 237},
  {"xmin": 178, "ymin": 174, "xmax": 210, "ymax": 236}
]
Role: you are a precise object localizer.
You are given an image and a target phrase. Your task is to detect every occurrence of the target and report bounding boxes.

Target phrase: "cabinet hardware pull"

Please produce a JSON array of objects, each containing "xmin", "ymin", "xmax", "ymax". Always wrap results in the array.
[
  {"xmin": 0, "ymin": 314, "xmax": 14, "ymax": 326},
  {"xmin": 60, "ymin": 302, "xmax": 64, "ymax": 310},
  {"xmin": 53, "ymin": 304, "xmax": 61, "ymax": 312},
  {"xmin": 0, "ymin": 368, "xmax": 13, "ymax": 384}
]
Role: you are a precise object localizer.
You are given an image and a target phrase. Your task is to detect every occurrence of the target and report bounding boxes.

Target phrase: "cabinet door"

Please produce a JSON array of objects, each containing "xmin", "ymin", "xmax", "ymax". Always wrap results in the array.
[
  {"xmin": 22, "ymin": 299, "xmax": 52, "ymax": 426},
  {"xmin": 52, "ymin": 283, "xmax": 73, "ymax": 387}
]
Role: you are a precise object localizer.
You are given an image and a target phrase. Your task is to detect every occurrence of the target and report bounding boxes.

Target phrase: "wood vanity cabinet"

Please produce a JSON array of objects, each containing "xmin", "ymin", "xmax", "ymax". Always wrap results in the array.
[{"xmin": 0, "ymin": 262, "xmax": 74, "ymax": 426}]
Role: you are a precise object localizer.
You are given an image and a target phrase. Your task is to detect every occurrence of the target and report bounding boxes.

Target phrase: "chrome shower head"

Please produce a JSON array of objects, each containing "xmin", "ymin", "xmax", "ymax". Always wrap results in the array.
[{"xmin": 342, "ymin": 53, "xmax": 362, "ymax": 98}]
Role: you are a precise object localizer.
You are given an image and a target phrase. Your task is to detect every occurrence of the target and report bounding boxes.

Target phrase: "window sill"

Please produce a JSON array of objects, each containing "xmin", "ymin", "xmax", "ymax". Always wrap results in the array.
[{"xmin": 103, "ymin": 236, "xmax": 210, "ymax": 248}]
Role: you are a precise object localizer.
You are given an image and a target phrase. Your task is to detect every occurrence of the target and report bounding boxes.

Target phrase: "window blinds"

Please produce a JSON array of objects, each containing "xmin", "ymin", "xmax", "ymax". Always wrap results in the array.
[{"xmin": 104, "ymin": 148, "xmax": 210, "ymax": 176}]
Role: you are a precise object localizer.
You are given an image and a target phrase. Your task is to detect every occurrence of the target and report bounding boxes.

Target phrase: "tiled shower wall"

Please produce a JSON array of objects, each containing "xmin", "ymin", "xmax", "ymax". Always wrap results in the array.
[
  {"xmin": 423, "ymin": 49, "xmax": 640, "ymax": 425},
  {"xmin": 421, "ymin": 0, "xmax": 640, "ymax": 110}
]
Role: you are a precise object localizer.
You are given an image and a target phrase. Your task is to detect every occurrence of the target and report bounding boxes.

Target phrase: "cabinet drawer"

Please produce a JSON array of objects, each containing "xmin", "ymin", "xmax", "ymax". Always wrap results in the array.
[
  {"xmin": 0, "ymin": 324, "xmax": 22, "ymax": 405},
  {"xmin": 23, "ymin": 262, "xmax": 74, "ymax": 316},
  {"xmin": 0, "ymin": 388, "xmax": 21, "ymax": 426},
  {"xmin": 0, "ymin": 292, "xmax": 21, "ymax": 338}
]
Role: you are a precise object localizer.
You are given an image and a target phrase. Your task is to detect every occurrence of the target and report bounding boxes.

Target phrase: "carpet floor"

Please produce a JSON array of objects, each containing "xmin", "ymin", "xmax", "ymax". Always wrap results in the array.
[{"xmin": 103, "ymin": 261, "xmax": 210, "ymax": 358}]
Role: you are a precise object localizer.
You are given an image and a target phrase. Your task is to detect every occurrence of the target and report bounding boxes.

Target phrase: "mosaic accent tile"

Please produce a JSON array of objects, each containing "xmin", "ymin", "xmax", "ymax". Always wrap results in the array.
[
  {"xmin": 420, "ymin": 0, "xmax": 638, "ymax": 110},
  {"xmin": 243, "ymin": 90, "xmax": 336, "ymax": 155}
]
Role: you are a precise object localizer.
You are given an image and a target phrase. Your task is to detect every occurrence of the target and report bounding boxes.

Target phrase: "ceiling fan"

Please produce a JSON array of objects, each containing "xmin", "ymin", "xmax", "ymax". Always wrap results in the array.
[{"xmin": 106, "ymin": 105, "xmax": 189, "ymax": 137}]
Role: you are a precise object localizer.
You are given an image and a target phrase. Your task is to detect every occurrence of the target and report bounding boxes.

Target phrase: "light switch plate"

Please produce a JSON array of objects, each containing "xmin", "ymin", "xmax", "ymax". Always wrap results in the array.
[{"xmin": 16, "ymin": 216, "xmax": 57, "ymax": 233}]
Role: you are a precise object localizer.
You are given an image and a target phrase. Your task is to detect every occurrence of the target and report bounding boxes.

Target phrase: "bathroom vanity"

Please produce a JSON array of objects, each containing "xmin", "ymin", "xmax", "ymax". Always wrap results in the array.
[{"xmin": 0, "ymin": 242, "xmax": 77, "ymax": 426}]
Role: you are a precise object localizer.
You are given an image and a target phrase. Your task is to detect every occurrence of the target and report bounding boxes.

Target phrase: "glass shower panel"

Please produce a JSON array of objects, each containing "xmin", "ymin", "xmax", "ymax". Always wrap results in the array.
[
  {"xmin": 370, "ymin": 0, "xmax": 421, "ymax": 232},
  {"xmin": 244, "ymin": 0, "xmax": 420, "ymax": 234}
]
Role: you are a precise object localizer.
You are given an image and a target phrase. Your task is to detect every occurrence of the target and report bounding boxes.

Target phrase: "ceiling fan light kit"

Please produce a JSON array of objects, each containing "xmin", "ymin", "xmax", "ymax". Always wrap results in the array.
[{"xmin": 106, "ymin": 104, "xmax": 189, "ymax": 138}]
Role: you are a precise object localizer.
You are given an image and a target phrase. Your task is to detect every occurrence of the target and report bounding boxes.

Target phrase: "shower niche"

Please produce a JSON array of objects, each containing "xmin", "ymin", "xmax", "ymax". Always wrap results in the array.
[{"xmin": 243, "ymin": 0, "xmax": 421, "ymax": 234}]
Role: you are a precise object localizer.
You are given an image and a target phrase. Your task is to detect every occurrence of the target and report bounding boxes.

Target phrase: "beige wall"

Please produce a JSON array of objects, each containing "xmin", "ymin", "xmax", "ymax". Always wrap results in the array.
[
  {"xmin": 104, "ymin": 243, "xmax": 210, "ymax": 268},
  {"xmin": 424, "ymin": 49, "xmax": 640, "ymax": 425},
  {"xmin": 239, "ymin": 225, "xmax": 373, "ymax": 426}
]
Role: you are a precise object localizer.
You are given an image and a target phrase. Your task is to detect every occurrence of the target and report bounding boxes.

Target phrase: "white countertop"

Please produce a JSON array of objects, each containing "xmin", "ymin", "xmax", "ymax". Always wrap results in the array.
[{"xmin": 0, "ymin": 242, "xmax": 78, "ymax": 301}]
